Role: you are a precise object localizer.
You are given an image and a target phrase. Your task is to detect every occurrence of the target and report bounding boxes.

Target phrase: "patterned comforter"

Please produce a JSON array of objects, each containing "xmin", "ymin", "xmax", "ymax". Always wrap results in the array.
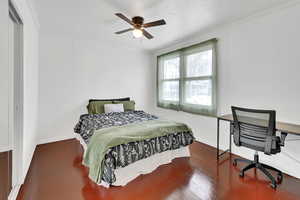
[{"xmin": 74, "ymin": 111, "xmax": 194, "ymax": 184}]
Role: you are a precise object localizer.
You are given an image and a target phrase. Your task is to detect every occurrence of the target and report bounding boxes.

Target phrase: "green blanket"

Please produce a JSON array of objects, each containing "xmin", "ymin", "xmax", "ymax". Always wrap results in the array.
[{"xmin": 83, "ymin": 119, "xmax": 192, "ymax": 184}]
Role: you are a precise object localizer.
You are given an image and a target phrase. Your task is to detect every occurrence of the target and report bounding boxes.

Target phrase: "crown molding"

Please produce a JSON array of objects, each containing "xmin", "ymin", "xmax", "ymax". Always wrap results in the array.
[
  {"xmin": 11, "ymin": 0, "xmax": 40, "ymax": 30},
  {"xmin": 229, "ymin": 0, "xmax": 300, "ymax": 26},
  {"xmin": 152, "ymin": 0, "xmax": 300, "ymax": 54}
]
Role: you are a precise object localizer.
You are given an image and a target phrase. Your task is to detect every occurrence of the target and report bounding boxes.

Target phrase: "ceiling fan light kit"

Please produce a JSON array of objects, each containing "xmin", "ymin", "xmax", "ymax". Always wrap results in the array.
[
  {"xmin": 132, "ymin": 29, "xmax": 143, "ymax": 38},
  {"xmin": 115, "ymin": 13, "xmax": 166, "ymax": 40}
]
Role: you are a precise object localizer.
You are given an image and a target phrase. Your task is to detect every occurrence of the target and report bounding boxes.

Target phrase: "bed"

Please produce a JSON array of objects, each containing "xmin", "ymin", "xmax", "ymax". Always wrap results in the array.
[{"xmin": 74, "ymin": 98, "xmax": 194, "ymax": 187}]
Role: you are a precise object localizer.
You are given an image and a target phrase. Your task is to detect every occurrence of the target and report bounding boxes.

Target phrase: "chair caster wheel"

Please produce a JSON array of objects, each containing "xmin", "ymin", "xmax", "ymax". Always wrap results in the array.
[
  {"xmin": 270, "ymin": 183, "xmax": 277, "ymax": 189},
  {"xmin": 239, "ymin": 172, "xmax": 244, "ymax": 177},
  {"xmin": 277, "ymin": 173, "xmax": 283, "ymax": 183},
  {"xmin": 233, "ymin": 160, "xmax": 237, "ymax": 166}
]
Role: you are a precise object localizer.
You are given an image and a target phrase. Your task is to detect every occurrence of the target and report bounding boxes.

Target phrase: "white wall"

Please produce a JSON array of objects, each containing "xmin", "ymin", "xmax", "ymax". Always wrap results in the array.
[
  {"xmin": 151, "ymin": 2, "xmax": 300, "ymax": 179},
  {"xmin": 10, "ymin": 0, "xmax": 39, "ymax": 182},
  {"xmin": 0, "ymin": 0, "xmax": 9, "ymax": 153},
  {"xmin": 37, "ymin": 33, "xmax": 153, "ymax": 144}
]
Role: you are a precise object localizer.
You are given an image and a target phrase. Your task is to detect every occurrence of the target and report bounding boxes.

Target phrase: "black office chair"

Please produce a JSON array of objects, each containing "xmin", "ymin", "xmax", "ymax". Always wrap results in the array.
[{"xmin": 231, "ymin": 106, "xmax": 284, "ymax": 189}]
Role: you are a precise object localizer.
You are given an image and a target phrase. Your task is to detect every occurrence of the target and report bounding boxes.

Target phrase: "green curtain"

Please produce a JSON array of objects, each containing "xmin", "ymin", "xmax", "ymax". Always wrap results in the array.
[{"xmin": 157, "ymin": 38, "xmax": 218, "ymax": 117}]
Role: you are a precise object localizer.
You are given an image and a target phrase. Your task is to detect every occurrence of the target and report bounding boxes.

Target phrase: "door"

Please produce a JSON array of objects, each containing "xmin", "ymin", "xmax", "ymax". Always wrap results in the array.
[
  {"xmin": 0, "ymin": 0, "xmax": 10, "ymax": 199},
  {"xmin": 8, "ymin": 2, "xmax": 23, "ymax": 199}
]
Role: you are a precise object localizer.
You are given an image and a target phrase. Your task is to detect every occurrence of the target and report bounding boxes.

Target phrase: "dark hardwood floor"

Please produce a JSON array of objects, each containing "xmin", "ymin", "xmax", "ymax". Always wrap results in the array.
[
  {"xmin": 17, "ymin": 139, "xmax": 300, "ymax": 200},
  {"xmin": 0, "ymin": 151, "xmax": 12, "ymax": 200}
]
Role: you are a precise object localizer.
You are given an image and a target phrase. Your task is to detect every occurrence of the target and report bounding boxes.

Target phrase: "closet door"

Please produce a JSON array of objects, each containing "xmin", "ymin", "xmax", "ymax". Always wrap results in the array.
[
  {"xmin": 0, "ymin": 0, "xmax": 10, "ymax": 199},
  {"xmin": 9, "ymin": 1, "xmax": 24, "ymax": 198}
]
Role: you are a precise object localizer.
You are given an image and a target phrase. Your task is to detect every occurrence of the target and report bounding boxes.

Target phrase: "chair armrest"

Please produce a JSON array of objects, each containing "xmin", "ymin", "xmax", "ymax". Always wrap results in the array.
[{"xmin": 280, "ymin": 132, "xmax": 288, "ymax": 146}]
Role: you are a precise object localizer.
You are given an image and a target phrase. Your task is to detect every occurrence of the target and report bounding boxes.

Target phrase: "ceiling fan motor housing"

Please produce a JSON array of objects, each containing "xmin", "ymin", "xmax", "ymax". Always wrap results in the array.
[{"xmin": 132, "ymin": 16, "xmax": 144, "ymax": 28}]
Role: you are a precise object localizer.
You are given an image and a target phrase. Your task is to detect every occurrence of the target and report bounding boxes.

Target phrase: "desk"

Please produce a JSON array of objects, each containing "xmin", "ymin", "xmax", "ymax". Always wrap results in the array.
[{"xmin": 217, "ymin": 114, "xmax": 300, "ymax": 159}]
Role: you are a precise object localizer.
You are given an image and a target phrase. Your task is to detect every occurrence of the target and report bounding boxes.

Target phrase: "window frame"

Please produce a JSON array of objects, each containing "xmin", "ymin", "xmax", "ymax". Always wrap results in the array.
[
  {"xmin": 157, "ymin": 52, "xmax": 181, "ymax": 109},
  {"xmin": 157, "ymin": 38, "xmax": 218, "ymax": 116}
]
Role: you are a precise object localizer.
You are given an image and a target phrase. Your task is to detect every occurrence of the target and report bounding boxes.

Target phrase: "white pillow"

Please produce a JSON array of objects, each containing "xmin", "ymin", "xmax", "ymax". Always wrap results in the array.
[{"xmin": 104, "ymin": 104, "xmax": 124, "ymax": 113}]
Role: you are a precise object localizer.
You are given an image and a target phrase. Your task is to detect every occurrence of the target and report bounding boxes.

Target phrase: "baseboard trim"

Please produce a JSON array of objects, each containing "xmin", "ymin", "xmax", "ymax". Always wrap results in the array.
[
  {"xmin": 37, "ymin": 134, "xmax": 76, "ymax": 145},
  {"xmin": 8, "ymin": 185, "xmax": 21, "ymax": 200},
  {"xmin": 0, "ymin": 145, "xmax": 12, "ymax": 153}
]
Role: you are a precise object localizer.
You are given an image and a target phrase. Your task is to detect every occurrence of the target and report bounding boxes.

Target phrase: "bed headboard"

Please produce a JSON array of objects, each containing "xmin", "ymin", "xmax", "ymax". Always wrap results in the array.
[
  {"xmin": 87, "ymin": 97, "xmax": 131, "ymax": 114},
  {"xmin": 88, "ymin": 97, "xmax": 130, "ymax": 103}
]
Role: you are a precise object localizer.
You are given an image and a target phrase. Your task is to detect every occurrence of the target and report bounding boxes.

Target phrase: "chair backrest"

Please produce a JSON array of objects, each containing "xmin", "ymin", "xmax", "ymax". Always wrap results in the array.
[{"xmin": 231, "ymin": 106, "xmax": 278, "ymax": 154}]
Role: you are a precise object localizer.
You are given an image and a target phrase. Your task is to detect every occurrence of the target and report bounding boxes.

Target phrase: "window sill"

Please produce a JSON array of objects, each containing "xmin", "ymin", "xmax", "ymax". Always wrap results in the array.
[{"xmin": 156, "ymin": 104, "xmax": 217, "ymax": 118}]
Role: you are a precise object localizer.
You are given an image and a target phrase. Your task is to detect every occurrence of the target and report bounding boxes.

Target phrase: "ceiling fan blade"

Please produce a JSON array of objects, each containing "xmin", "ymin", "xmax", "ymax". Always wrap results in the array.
[
  {"xmin": 115, "ymin": 28, "xmax": 133, "ymax": 34},
  {"xmin": 142, "ymin": 29, "xmax": 154, "ymax": 39},
  {"xmin": 115, "ymin": 13, "xmax": 134, "ymax": 26},
  {"xmin": 143, "ymin": 19, "xmax": 166, "ymax": 28}
]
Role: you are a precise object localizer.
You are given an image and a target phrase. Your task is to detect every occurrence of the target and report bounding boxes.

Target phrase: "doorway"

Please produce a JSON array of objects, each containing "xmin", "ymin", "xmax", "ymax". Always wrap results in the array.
[{"xmin": 8, "ymin": 1, "xmax": 23, "ymax": 199}]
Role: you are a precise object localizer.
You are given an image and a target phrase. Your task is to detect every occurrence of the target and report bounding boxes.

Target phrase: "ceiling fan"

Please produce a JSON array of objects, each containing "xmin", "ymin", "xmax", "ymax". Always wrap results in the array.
[{"xmin": 115, "ymin": 13, "xmax": 166, "ymax": 40}]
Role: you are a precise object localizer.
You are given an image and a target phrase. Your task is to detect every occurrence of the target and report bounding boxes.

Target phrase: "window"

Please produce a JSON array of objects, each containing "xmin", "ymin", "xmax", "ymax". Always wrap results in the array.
[{"xmin": 157, "ymin": 39, "xmax": 217, "ymax": 116}]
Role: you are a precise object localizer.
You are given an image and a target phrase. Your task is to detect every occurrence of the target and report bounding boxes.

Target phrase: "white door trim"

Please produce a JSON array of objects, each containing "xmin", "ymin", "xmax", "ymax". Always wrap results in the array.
[
  {"xmin": 8, "ymin": 185, "xmax": 21, "ymax": 200},
  {"xmin": 8, "ymin": 1, "xmax": 24, "ymax": 199}
]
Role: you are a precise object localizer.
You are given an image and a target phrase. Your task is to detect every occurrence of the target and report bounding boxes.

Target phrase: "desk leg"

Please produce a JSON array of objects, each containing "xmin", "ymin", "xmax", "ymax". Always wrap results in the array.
[
  {"xmin": 229, "ymin": 126, "xmax": 232, "ymax": 154},
  {"xmin": 280, "ymin": 132, "xmax": 288, "ymax": 147},
  {"xmin": 217, "ymin": 118, "xmax": 220, "ymax": 159}
]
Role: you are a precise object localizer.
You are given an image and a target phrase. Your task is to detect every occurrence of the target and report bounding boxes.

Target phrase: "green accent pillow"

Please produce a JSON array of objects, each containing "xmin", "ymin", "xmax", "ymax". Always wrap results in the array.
[
  {"xmin": 114, "ymin": 100, "xmax": 135, "ymax": 111},
  {"xmin": 87, "ymin": 101, "xmax": 113, "ymax": 114}
]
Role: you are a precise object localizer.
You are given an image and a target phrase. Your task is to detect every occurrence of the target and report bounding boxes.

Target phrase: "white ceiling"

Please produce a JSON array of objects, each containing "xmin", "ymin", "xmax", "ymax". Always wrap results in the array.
[{"xmin": 34, "ymin": 0, "xmax": 293, "ymax": 51}]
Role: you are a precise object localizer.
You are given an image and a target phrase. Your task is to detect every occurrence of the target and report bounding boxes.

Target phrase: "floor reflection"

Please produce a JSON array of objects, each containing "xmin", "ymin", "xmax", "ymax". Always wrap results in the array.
[
  {"xmin": 79, "ymin": 157, "xmax": 193, "ymax": 200},
  {"xmin": 166, "ymin": 170, "xmax": 215, "ymax": 200}
]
